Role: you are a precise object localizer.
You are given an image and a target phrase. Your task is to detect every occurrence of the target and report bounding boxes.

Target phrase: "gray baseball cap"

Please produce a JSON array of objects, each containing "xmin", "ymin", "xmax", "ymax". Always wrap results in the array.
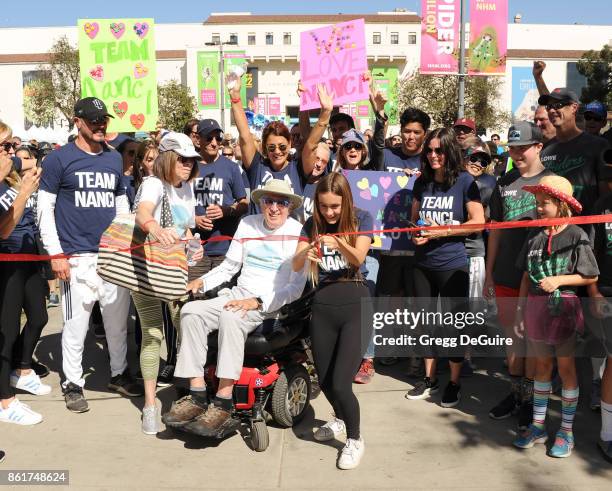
[
  {"xmin": 341, "ymin": 129, "xmax": 366, "ymax": 147},
  {"xmin": 507, "ymin": 121, "xmax": 544, "ymax": 146}
]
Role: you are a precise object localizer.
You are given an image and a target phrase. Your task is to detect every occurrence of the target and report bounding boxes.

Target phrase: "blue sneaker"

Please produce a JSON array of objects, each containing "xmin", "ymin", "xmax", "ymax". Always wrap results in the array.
[
  {"xmin": 548, "ymin": 431, "xmax": 574, "ymax": 458},
  {"xmin": 513, "ymin": 424, "xmax": 548, "ymax": 449}
]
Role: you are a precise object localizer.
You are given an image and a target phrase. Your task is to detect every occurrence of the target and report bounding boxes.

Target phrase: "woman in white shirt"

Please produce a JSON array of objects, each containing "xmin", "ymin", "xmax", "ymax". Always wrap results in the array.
[{"xmin": 134, "ymin": 132, "xmax": 202, "ymax": 434}]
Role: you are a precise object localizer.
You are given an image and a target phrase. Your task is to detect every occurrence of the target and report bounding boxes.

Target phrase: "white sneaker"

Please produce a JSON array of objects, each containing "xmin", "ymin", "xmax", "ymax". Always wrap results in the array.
[
  {"xmin": 337, "ymin": 437, "xmax": 365, "ymax": 470},
  {"xmin": 142, "ymin": 399, "xmax": 162, "ymax": 435},
  {"xmin": 0, "ymin": 399, "xmax": 43, "ymax": 425},
  {"xmin": 10, "ymin": 370, "xmax": 52, "ymax": 396},
  {"xmin": 314, "ymin": 417, "xmax": 346, "ymax": 442}
]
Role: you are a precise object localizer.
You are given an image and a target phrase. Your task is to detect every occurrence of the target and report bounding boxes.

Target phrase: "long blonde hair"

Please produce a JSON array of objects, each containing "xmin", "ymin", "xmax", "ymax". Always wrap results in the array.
[{"xmin": 0, "ymin": 122, "xmax": 20, "ymax": 190}]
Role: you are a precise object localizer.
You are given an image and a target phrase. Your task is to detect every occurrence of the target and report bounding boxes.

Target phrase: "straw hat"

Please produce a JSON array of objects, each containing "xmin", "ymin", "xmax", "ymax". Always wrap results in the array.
[
  {"xmin": 251, "ymin": 179, "xmax": 303, "ymax": 209},
  {"xmin": 522, "ymin": 175, "xmax": 582, "ymax": 214}
]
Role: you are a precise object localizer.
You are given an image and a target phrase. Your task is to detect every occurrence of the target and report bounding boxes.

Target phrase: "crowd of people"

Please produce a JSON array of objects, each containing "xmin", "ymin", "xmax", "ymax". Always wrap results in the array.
[{"xmin": 0, "ymin": 60, "xmax": 611, "ymax": 470}]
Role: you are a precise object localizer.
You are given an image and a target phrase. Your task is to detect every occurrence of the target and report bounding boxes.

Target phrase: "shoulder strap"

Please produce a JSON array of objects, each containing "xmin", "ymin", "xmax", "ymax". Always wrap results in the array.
[{"xmin": 160, "ymin": 186, "xmax": 174, "ymax": 228}]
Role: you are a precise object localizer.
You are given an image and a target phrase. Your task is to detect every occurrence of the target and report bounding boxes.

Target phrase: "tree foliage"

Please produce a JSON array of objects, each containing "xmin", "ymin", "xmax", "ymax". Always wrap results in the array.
[
  {"xmin": 576, "ymin": 45, "xmax": 612, "ymax": 106},
  {"xmin": 157, "ymin": 80, "xmax": 197, "ymax": 132},
  {"xmin": 23, "ymin": 76, "xmax": 55, "ymax": 128},
  {"xmin": 397, "ymin": 73, "xmax": 511, "ymax": 133},
  {"xmin": 30, "ymin": 36, "xmax": 81, "ymax": 130}
]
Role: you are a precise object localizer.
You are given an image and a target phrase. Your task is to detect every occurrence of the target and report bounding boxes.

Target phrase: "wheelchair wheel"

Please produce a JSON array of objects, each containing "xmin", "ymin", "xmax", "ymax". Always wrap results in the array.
[
  {"xmin": 270, "ymin": 364, "xmax": 311, "ymax": 428},
  {"xmin": 249, "ymin": 421, "xmax": 269, "ymax": 452}
]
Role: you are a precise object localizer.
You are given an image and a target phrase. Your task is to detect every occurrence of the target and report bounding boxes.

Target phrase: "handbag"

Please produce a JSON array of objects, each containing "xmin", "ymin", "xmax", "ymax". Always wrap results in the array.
[{"xmin": 96, "ymin": 188, "xmax": 188, "ymax": 301}]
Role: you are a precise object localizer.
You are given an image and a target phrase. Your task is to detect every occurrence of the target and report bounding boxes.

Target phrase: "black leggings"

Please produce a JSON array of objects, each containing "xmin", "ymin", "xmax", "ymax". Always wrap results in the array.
[
  {"xmin": 310, "ymin": 281, "xmax": 371, "ymax": 440},
  {"xmin": 412, "ymin": 266, "xmax": 469, "ymax": 363},
  {"xmin": 0, "ymin": 262, "xmax": 48, "ymax": 399}
]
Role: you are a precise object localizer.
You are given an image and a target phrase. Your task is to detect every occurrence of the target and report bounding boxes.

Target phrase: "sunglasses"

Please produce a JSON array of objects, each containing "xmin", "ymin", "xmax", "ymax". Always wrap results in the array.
[
  {"xmin": 426, "ymin": 147, "xmax": 444, "ymax": 155},
  {"xmin": 261, "ymin": 197, "xmax": 290, "ymax": 208},
  {"xmin": 266, "ymin": 144, "xmax": 288, "ymax": 153},
  {"xmin": 222, "ymin": 152, "xmax": 234, "ymax": 157},
  {"xmin": 177, "ymin": 156, "xmax": 195, "ymax": 166},
  {"xmin": 468, "ymin": 155, "xmax": 488, "ymax": 168},
  {"xmin": 584, "ymin": 114, "xmax": 604, "ymax": 122},
  {"xmin": 204, "ymin": 134, "xmax": 223, "ymax": 143},
  {"xmin": 0, "ymin": 142, "xmax": 13, "ymax": 152},
  {"xmin": 546, "ymin": 101, "xmax": 572, "ymax": 111},
  {"xmin": 454, "ymin": 126, "xmax": 473, "ymax": 134},
  {"xmin": 343, "ymin": 142, "xmax": 364, "ymax": 151}
]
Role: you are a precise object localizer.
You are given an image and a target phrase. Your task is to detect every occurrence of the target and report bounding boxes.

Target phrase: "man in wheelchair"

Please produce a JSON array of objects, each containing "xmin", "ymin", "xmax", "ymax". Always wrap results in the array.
[{"xmin": 162, "ymin": 179, "xmax": 307, "ymax": 436}]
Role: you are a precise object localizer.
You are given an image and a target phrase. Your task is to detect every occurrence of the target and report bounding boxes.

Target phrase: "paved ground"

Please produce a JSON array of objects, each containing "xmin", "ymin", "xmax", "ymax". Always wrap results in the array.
[{"xmin": 2, "ymin": 306, "xmax": 611, "ymax": 490}]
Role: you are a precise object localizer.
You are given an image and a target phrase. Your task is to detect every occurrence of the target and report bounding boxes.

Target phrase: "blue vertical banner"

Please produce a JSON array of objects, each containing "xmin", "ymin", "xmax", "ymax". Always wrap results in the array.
[{"xmin": 511, "ymin": 67, "xmax": 539, "ymax": 121}]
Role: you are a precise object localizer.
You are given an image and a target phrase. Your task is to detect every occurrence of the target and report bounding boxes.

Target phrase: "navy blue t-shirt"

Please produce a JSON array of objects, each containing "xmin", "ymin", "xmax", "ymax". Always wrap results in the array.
[
  {"xmin": 301, "ymin": 208, "xmax": 373, "ymax": 284},
  {"xmin": 301, "ymin": 181, "xmax": 317, "ymax": 223},
  {"xmin": 0, "ymin": 182, "xmax": 38, "ymax": 254},
  {"xmin": 193, "ymin": 156, "xmax": 247, "ymax": 256},
  {"xmin": 383, "ymin": 148, "xmax": 421, "ymax": 173},
  {"xmin": 246, "ymin": 152, "xmax": 304, "ymax": 214},
  {"xmin": 413, "ymin": 171, "xmax": 481, "ymax": 271},
  {"xmin": 122, "ymin": 175, "xmax": 137, "ymax": 211},
  {"xmin": 40, "ymin": 142, "xmax": 125, "ymax": 254}
]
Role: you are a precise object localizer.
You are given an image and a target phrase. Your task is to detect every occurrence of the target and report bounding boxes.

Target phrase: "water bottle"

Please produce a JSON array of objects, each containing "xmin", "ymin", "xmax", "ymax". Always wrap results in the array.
[
  {"xmin": 186, "ymin": 233, "xmax": 201, "ymax": 267},
  {"xmin": 416, "ymin": 219, "xmax": 427, "ymax": 237}
]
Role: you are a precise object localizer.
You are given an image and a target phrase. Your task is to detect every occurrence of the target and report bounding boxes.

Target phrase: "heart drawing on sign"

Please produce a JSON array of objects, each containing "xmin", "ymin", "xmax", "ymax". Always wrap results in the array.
[
  {"xmin": 379, "ymin": 176, "xmax": 392, "ymax": 190},
  {"xmin": 110, "ymin": 22, "xmax": 126, "ymax": 39},
  {"xmin": 133, "ymin": 22, "xmax": 150, "ymax": 39},
  {"xmin": 396, "ymin": 175, "xmax": 409, "ymax": 189},
  {"xmin": 134, "ymin": 63, "xmax": 149, "ymax": 79},
  {"xmin": 384, "ymin": 193, "xmax": 390, "ymax": 201},
  {"xmin": 356, "ymin": 177, "xmax": 369, "ymax": 190},
  {"xmin": 113, "ymin": 101, "xmax": 128, "ymax": 118},
  {"xmin": 84, "ymin": 22, "xmax": 99, "ymax": 39},
  {"xmin": 370, "ymin": 184, "xmax": 379, "ymax": 198},
  {"xmin": 89, "ymin": 65, "xmax": 104, "ymax": 82},
  {"xmin": 130, "ymin": 113, "xmax": 145, "ymax": 130},
  {"xmin": 359, "ymin": 188, "xmax": 372, "ymax": 200}
]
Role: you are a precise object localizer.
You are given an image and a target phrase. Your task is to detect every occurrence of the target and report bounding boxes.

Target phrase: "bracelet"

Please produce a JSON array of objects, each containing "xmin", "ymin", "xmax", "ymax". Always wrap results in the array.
[
  {"xmin": 142, "ymin": 219, "xmax": 157, "ymax": 232},
  {"xmin": 230, "ymin": 97, "xmax": 241, "ymax": 104}
]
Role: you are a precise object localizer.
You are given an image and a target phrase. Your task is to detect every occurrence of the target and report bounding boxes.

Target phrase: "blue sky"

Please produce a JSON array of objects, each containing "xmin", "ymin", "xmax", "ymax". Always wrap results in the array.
[{"xmin": 1, "ymin": 0, "xmax": 611, "ymax": 27}]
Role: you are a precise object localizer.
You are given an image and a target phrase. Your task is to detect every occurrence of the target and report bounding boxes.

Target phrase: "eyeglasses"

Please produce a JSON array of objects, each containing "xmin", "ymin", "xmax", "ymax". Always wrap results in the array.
[
  {"xmin": 342, "ymin": 142, "xmax": 364, "ymax": 151},
  {"xmin": 584, "ymin": 114, "xmax": 605, "ymax": 122},
  {"xmin": 426, "ymin": 147, "xmax": 444, "ymax": 155},
  {"xmin": 266, "ymin": 144, "xmax": 288, "ymax": 153},
  {"xmin": 261, "ymin": 197, "xmax": 290, "ymax": 208},
  {"xmin": 204, "ymin": 134, "xmax": 223, "ymax": 143},
  {"xmin": 546, "ymin": 101, "xmax": 572, "ymax": 111}
]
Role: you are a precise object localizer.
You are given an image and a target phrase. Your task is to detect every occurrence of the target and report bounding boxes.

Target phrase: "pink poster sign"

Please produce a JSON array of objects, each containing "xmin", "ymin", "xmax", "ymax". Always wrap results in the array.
[
  {"xmin": 300, "ymin": 18, "xmax": 368, "ymax": 111},
  {"xmin": 268, "ymin": 97, "xmax": 281, "ymax": 116},
  {"xmin": 419, "ymin": 0, "xmax": 460, "ymax": 74},
  {"xmin": 468, "ymin": 0, "xmax": 508, "ymax": 75}
]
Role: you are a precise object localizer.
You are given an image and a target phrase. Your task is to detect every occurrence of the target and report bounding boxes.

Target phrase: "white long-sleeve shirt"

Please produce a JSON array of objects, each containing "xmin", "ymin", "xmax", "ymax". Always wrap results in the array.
[{"xmin": 202, "ymin": 214, "xmax": 306, "ymax": 313}]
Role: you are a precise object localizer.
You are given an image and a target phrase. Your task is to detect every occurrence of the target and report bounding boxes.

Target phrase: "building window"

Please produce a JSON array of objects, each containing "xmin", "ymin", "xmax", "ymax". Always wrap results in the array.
[
  {"xmin": 408, "ymin": 32, "xmax": 417, "ymax": 45},
  {"xmin": 266, "ymin": 32, "xmax": 274, "ymax": 45},
  {"xmin": 373, "ymin": 32, "xmax": 381, "ymax": 44},
  {"xmin": 283, "ymin": 33, "xmax": 291, "ymax": 45},
  {"xmin": 391, "ymin": 32, "xmax": 399, "ymax": 45},
  {"xmin": 248, "ymin": 33, "xmax": 256, "ymax": 45},
  {"xmin": 211, "ymin": 33, "xmax": 220, "ymax": 45},
  {"xmin": 229, "ymin": 33, "xmax": 238, "ymax": 45}
]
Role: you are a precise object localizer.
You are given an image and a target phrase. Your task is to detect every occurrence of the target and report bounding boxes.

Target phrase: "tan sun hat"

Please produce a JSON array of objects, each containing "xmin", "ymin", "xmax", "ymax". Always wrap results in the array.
[
  {"xmin": 522, "ymin": 175, "xmax": 582, "ymax": 214},
  {"xmin": 251, "ymin": 179, "xmax": 303, "ymax": 209}
]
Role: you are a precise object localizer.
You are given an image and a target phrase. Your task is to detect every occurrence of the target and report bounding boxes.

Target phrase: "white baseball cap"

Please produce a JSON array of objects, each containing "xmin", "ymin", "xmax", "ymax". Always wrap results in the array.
[{"xmin": 159, "ymin": 132, "xmax": 200, "ymax": 158}]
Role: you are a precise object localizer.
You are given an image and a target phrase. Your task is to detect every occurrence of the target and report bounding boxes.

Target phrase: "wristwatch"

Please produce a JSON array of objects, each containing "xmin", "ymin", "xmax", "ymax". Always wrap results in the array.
[{"xmin": 255, "ymin": 297, "xmax": 264, "ymax": 312}]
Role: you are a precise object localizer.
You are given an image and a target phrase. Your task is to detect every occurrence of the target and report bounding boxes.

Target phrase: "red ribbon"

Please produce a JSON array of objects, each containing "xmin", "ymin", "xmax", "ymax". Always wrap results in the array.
[{"xmin": 1, "ymin": 214, "xmax": 610, "ymax": 262}]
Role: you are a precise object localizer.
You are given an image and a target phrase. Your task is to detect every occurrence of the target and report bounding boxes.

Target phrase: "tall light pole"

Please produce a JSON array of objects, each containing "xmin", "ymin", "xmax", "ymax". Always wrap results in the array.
[
  {"xmin": 457, "ymin": 0, "xmax": 468, "ymax": 118},
  {"xmin": 205, "ymin": 40, "xmax": 238, "ymax": 129}
]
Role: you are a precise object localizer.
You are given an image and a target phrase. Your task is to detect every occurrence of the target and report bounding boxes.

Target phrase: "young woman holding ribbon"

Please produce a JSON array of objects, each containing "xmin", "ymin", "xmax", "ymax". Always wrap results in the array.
[{"xmin": 293, "ymin": 172, "xmax": 373, "ymax": 470}]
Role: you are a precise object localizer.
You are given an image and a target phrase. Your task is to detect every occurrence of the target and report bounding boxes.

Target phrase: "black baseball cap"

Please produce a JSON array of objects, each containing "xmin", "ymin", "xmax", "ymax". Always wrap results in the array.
[
  {"xmin": 197, "ymin": 119, "xmax": 223, "ymax": 137},
  {"xmin": 538, "ymin": 88, "xmax": 579, "ymax": 106},
  {"xmin": 74, "ymin": 97, "xmax": 114, "ymax": 121}
]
